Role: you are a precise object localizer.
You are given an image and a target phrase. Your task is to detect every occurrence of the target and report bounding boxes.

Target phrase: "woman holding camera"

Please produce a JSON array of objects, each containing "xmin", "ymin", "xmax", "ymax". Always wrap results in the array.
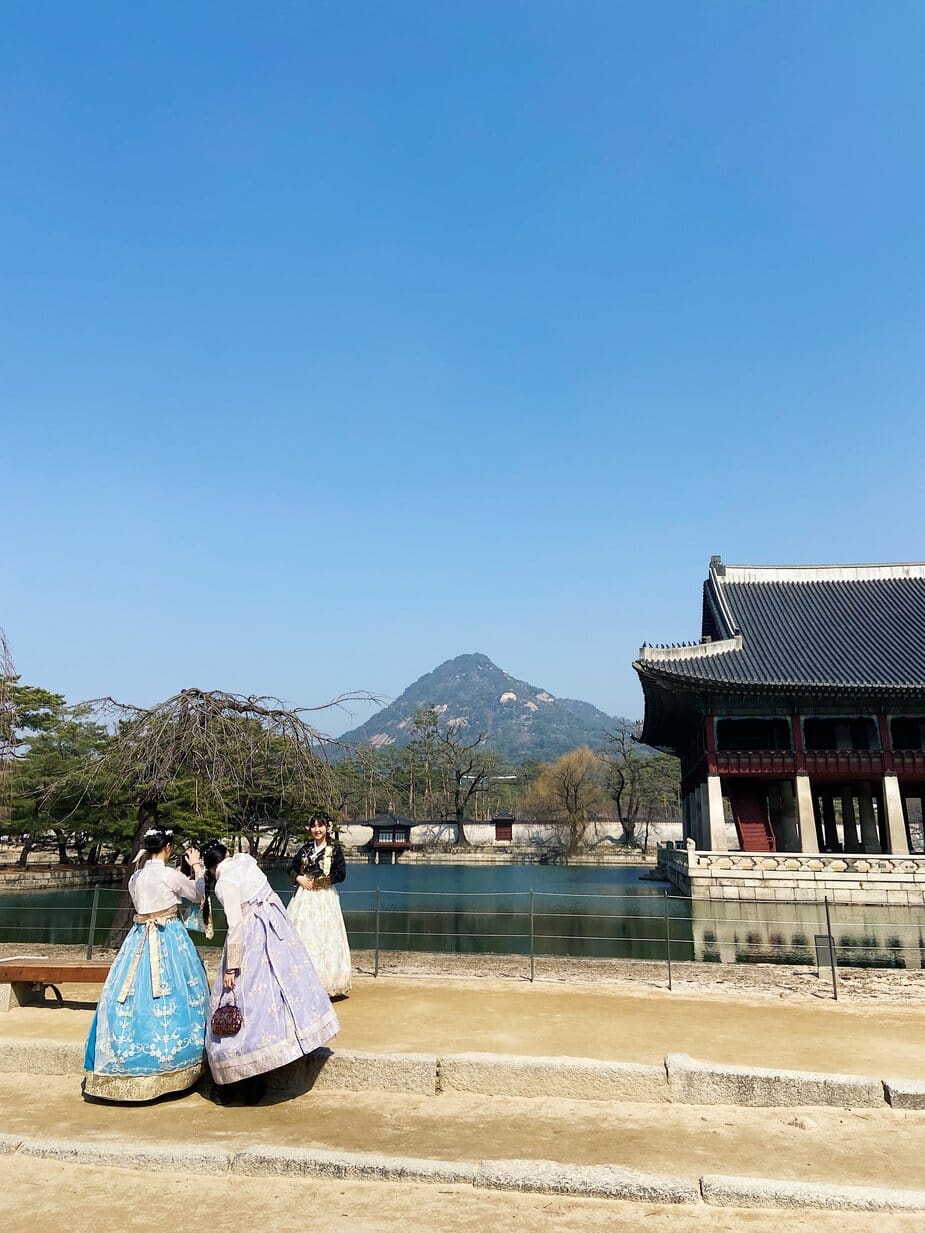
[{"xmin": 83, "ymin": 828, "xmax": 209, "ymax": 1101}]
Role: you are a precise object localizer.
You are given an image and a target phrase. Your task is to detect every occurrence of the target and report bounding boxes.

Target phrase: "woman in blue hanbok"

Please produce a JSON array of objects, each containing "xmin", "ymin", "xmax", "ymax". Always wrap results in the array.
[{"xmin": 83, "ymin": 828, "xmax": 210, "ymax": 1101}]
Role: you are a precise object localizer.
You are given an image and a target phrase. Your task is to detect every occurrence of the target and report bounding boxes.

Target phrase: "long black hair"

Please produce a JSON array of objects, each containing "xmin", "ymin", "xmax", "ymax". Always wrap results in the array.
[{"xmin": 199, "ymin": 841, "xmax": 229, "ymax": 935}]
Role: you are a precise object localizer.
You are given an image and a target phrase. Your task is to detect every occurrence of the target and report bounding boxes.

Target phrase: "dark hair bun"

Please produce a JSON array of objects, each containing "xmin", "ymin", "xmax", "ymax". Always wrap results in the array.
[
  {"xmin": 201, "ymin": 840, "xmax": 229, "ymax": 871},
  {"xmin": 141, "ymin": 827, "xmax": 174, "ymax": 854}
]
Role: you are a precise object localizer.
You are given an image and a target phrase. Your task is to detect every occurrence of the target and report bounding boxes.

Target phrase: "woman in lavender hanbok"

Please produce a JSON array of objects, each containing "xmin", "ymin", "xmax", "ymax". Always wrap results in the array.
[
  {"xmin": 83, "ymin": 828, "xmax": 209, "ymax": 1102},
  {"xmin": 201, "ymin": 841, "xmax": 339, "ymax": 1101}
]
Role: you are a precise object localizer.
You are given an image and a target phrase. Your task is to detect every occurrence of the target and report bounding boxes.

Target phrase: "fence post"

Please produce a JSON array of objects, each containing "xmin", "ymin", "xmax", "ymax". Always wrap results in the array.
[
  {"xmin": 373, "ymin": 888, "xmax": 381, "ymax": 979},
  {"xmin": 824, "ymin": 895, "xmax": 839, "ymax": 1002},
  {"xmin": 529, "ymin": 889, "xmax": 535, "ymax": 983},
  {"xmin": 664, "ymin": 890, "xmax": 672, "ymax": 991},
  {"xmin": 86, "ymin": 885, "xmax": 101, "ymax": 961}
]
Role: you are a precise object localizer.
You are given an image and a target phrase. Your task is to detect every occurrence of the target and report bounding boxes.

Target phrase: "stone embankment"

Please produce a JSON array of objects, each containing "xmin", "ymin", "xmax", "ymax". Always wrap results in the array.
[
  {"xmin": 0, "ymin": 864, "xmax": 123, "ymax": 891},
  {"xmin": 342, "ymin": 847, "xmax": 653, "ymax": 866}
]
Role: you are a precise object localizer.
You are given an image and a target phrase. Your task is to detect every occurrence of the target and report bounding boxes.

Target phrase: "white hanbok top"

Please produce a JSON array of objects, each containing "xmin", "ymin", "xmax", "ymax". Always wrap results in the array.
[
  {"xmin": 128, "ymin": 860, "xmax": 204, "ymax": 915},
  {"xmin": 214, "ymin": 852, "xmax": 272, "ymax": 970}
]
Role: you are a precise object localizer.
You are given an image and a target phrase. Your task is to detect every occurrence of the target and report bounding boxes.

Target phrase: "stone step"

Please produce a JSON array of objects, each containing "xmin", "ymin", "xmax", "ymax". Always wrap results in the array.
[
  {"xmin": 2, "ymin": 1132, "xmax": 924, "ymax": 1214},
  {"xmin": 1, "ymin": 1036, "xmax": 916, "ymax": 1110}
]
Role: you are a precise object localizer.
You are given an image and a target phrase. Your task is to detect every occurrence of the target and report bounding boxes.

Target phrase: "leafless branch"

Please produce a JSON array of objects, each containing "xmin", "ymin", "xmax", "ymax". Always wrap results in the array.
[{"xmin": 59, "ymin": 686, "xmax": 383, "ymax": 822}]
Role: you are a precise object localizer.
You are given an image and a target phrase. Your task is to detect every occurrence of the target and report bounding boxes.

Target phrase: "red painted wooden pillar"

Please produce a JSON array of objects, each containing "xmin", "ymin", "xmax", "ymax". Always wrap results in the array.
[
  {"xmin": 704, "ymin": 714, "xmax": 717, "ymax": 774},
  {"xmin": 878, "ymin": 713, "xmax": 894, "ymax": 773}
]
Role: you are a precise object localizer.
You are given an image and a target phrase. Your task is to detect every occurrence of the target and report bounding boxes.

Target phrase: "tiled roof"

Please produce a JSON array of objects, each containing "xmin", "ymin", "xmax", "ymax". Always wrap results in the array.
[{"xmin": 635, "ymin": 559, "xmax": 925, "ymax": 695}]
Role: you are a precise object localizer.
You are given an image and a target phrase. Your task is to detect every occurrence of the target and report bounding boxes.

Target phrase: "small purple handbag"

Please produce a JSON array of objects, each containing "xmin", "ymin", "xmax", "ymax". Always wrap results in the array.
[{"xmin": 211, "ymin": 989, "xmax": 243, "ymax": 1036}]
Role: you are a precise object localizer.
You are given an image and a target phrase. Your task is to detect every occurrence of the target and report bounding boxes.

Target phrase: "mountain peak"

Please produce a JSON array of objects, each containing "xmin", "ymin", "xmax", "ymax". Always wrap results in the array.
[
  {"xmin": 434, "ymin": 652, "xmax": 497, "ymax": 670},
  {"xmin": 338, "ymin": 654, "xmax": 621, "ymax": 763}
]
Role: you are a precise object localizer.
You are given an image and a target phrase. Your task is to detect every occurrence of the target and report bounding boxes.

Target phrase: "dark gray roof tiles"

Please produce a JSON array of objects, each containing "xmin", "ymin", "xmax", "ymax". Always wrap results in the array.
[{"xmin": 635, "ymin": 563, "xmax": 925, "ymax": 694}]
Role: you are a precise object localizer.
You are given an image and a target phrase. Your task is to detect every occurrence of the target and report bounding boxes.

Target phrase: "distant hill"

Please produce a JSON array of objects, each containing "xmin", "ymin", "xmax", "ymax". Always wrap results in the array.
[{"xmin": 337, "ymin": 653, "xmax": 625, "ymax": 764}]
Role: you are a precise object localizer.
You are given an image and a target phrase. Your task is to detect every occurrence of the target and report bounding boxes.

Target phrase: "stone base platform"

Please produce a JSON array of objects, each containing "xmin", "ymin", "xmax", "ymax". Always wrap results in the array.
[{"xmin": 658, "ymin": 844, "xmax": 925, "ymax": 906}]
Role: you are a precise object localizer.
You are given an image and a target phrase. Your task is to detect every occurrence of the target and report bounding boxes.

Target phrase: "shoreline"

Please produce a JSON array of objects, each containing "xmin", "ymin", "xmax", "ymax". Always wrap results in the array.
[{"xmin": 4, "ymin": 941, "xmax": 923, "ymax": 1005}]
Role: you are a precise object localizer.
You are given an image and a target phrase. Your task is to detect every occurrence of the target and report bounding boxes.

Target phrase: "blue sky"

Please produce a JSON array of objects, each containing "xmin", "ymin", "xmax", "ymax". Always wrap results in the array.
[{"xmin": 3, "ymin": 3, "xmax": 924, "ymax": 733}]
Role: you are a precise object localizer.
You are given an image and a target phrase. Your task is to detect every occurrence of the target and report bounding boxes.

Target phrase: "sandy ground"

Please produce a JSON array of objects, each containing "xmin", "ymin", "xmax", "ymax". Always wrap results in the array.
[
  {"xmin": 3, "ymin": 1074, "xmax": 924, "ymax": 1190},
  {"xmin": 3, "ymin": 970, "xmax": 923, "ymax": 1078},
  {"xmin": 4, "ymin": 952, "xmax": 925, "ymax": 1231},
  {"xmin": 8, "ymin": 1157, "xmax": 925, "ymax": 1233}
]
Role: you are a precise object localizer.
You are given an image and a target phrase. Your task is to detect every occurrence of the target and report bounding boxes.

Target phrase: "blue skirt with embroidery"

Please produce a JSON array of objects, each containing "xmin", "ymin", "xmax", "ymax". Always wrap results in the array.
[{"xmin": 84, "ymin": 916, "xmax": 209, "ymax": 1101}]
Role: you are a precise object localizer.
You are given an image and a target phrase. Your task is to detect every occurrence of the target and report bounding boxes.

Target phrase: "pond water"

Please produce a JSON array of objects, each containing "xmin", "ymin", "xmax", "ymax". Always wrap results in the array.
[{"xmin": 2, "ymin": 863, "xmax": 922, "ymax": 968}]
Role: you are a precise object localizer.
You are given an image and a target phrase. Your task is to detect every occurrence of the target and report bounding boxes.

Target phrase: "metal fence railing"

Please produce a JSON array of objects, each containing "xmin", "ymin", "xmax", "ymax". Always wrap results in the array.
[{"xmin": 0, "ymin": 885, "xmax": 922, "ymax": 1001}]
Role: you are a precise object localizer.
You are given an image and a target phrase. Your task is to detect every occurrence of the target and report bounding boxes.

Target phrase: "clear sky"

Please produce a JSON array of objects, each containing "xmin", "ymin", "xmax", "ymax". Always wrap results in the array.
[{"xmin": 3, "ymin": 3, "xmax": 924, "ymax": 734}]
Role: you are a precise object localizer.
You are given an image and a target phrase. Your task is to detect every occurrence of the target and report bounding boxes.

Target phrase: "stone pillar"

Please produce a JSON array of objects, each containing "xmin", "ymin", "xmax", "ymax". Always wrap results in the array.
[
  {"xmin": 821, "ymin": 789, "xmax": 840, "ymax": 851},
  {"xmin": 841, "ymin": 789, "xmax": 861, "ymax": 852},
  {"xmin": 857, "ymin": 782, "xmax": 881, "ymax": 854},
  {"xmin": 767, "ymin": 782, "xmax": 785, "ymax": 850},
  {"xmin": 690, "ymin": 790, "xmax": 700, "ymax": 846},
  {"xmin": 779, "ymin": 779, "xmax": 800, "ymax": 851},
  {"xmin": 881, "ymin": 774, "xmax": 910, "ymax": 855},
  {"xmin": 795, "ymin": 776, "xmax": 819, "ymax": 853},
  {"xmin": 702, "ymin": 774, "xmax": 728, "ymax": 852},
  {"xmin": 689, "ymin": 787, "xmax": 701, "ymax": 849}
]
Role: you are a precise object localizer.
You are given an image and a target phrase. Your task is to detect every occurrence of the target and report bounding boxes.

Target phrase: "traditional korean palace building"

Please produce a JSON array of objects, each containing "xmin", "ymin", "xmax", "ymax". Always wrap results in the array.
[{"xmin": 634, "ymin": 558, "xmax": 925, "ymax": 904}]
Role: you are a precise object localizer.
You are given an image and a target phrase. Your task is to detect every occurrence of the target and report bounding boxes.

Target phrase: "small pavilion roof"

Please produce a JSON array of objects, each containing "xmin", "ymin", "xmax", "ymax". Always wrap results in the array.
[{"xmin": 634, "ymin": 557, "xmax": 925, "ymax": 697}]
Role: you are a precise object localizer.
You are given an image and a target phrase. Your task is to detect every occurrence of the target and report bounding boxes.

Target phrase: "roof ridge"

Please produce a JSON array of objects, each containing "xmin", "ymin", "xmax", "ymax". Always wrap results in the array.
[
  {"xmin": 638, "ymin": 635, "xmax": 743, "ymax": 663},
  {"xmin": 718, "ymin": 563, "xmax": 925, "ymax": 584}
]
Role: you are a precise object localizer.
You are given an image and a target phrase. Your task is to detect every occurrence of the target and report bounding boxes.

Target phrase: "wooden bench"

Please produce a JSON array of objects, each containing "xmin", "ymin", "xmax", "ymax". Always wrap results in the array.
[{"xmin": 0, "ymin": 958, "xmax": 111, "ymax": 1011}]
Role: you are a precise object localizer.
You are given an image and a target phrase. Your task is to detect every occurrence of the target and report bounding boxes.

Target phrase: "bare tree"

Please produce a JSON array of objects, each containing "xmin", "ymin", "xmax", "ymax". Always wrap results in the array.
[
  {"xmin": 0, "ymin": 629, "xmax": 17, "ymax": 826},
  {"xmin": 435, "ymin": 724, "xmax": 497, "ymax": 843},
  {"xmin": 523, "ymin": 747, "xmax": 610, "ymax": 856},
  {"xmin": 600, "ymin": 727, "xmax": 680, "ymax": 850},
  {"xmin": 58, "ymin": 687, "xmax": 374, "ymax": 941}
]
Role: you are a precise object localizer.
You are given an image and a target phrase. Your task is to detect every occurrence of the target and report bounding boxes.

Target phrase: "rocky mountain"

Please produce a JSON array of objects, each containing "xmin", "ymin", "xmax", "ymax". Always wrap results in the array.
[{"xmin": 336, "ymin": 653, "xmax": 624, "ymax": 764}]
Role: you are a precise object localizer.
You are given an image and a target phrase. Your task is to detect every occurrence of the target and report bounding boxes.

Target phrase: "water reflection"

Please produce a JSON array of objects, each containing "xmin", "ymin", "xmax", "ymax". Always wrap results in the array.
[{"xmin": 690, "ymin": 899, "xmax": 925, "ymax": 969}]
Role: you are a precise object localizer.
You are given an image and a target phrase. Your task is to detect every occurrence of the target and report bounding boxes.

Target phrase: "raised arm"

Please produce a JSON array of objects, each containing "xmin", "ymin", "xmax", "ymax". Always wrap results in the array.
[{"xmin": 165, "ymin": 865, "xmax": 205, "ymax": 905}]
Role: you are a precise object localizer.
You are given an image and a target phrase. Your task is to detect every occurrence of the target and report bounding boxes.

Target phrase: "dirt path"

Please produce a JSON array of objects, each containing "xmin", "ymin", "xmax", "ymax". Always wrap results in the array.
[
  {"xmin": 6, "ymin": 1156, "xmax": 924, "ymax": 1233},
  {"xmin": 3, "ymin": 971, "xmax": 923, "ymax": 1078},
  {"xmin": 3, "ymin": 1075, "xmax": 924, "ymax": 1189}
]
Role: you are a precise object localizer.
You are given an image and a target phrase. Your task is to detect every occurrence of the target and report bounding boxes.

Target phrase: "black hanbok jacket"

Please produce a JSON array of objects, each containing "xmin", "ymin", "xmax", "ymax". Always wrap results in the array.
[{"xmin": 288, "ymin": 841, "xmax": 347, "ymax": 888}]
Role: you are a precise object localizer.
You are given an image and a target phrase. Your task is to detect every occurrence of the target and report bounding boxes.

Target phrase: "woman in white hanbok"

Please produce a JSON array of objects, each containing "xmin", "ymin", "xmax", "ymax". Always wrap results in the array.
[{"xmin": 287, "ymin": 813, "xmax": 352, "ymax": 997}]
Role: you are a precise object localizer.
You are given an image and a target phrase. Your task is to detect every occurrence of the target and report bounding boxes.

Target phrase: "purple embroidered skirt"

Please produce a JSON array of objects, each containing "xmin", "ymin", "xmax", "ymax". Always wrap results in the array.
[{"xmin": 205, "ymin": 890, "xmax": 339, "ymax": 1084}]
